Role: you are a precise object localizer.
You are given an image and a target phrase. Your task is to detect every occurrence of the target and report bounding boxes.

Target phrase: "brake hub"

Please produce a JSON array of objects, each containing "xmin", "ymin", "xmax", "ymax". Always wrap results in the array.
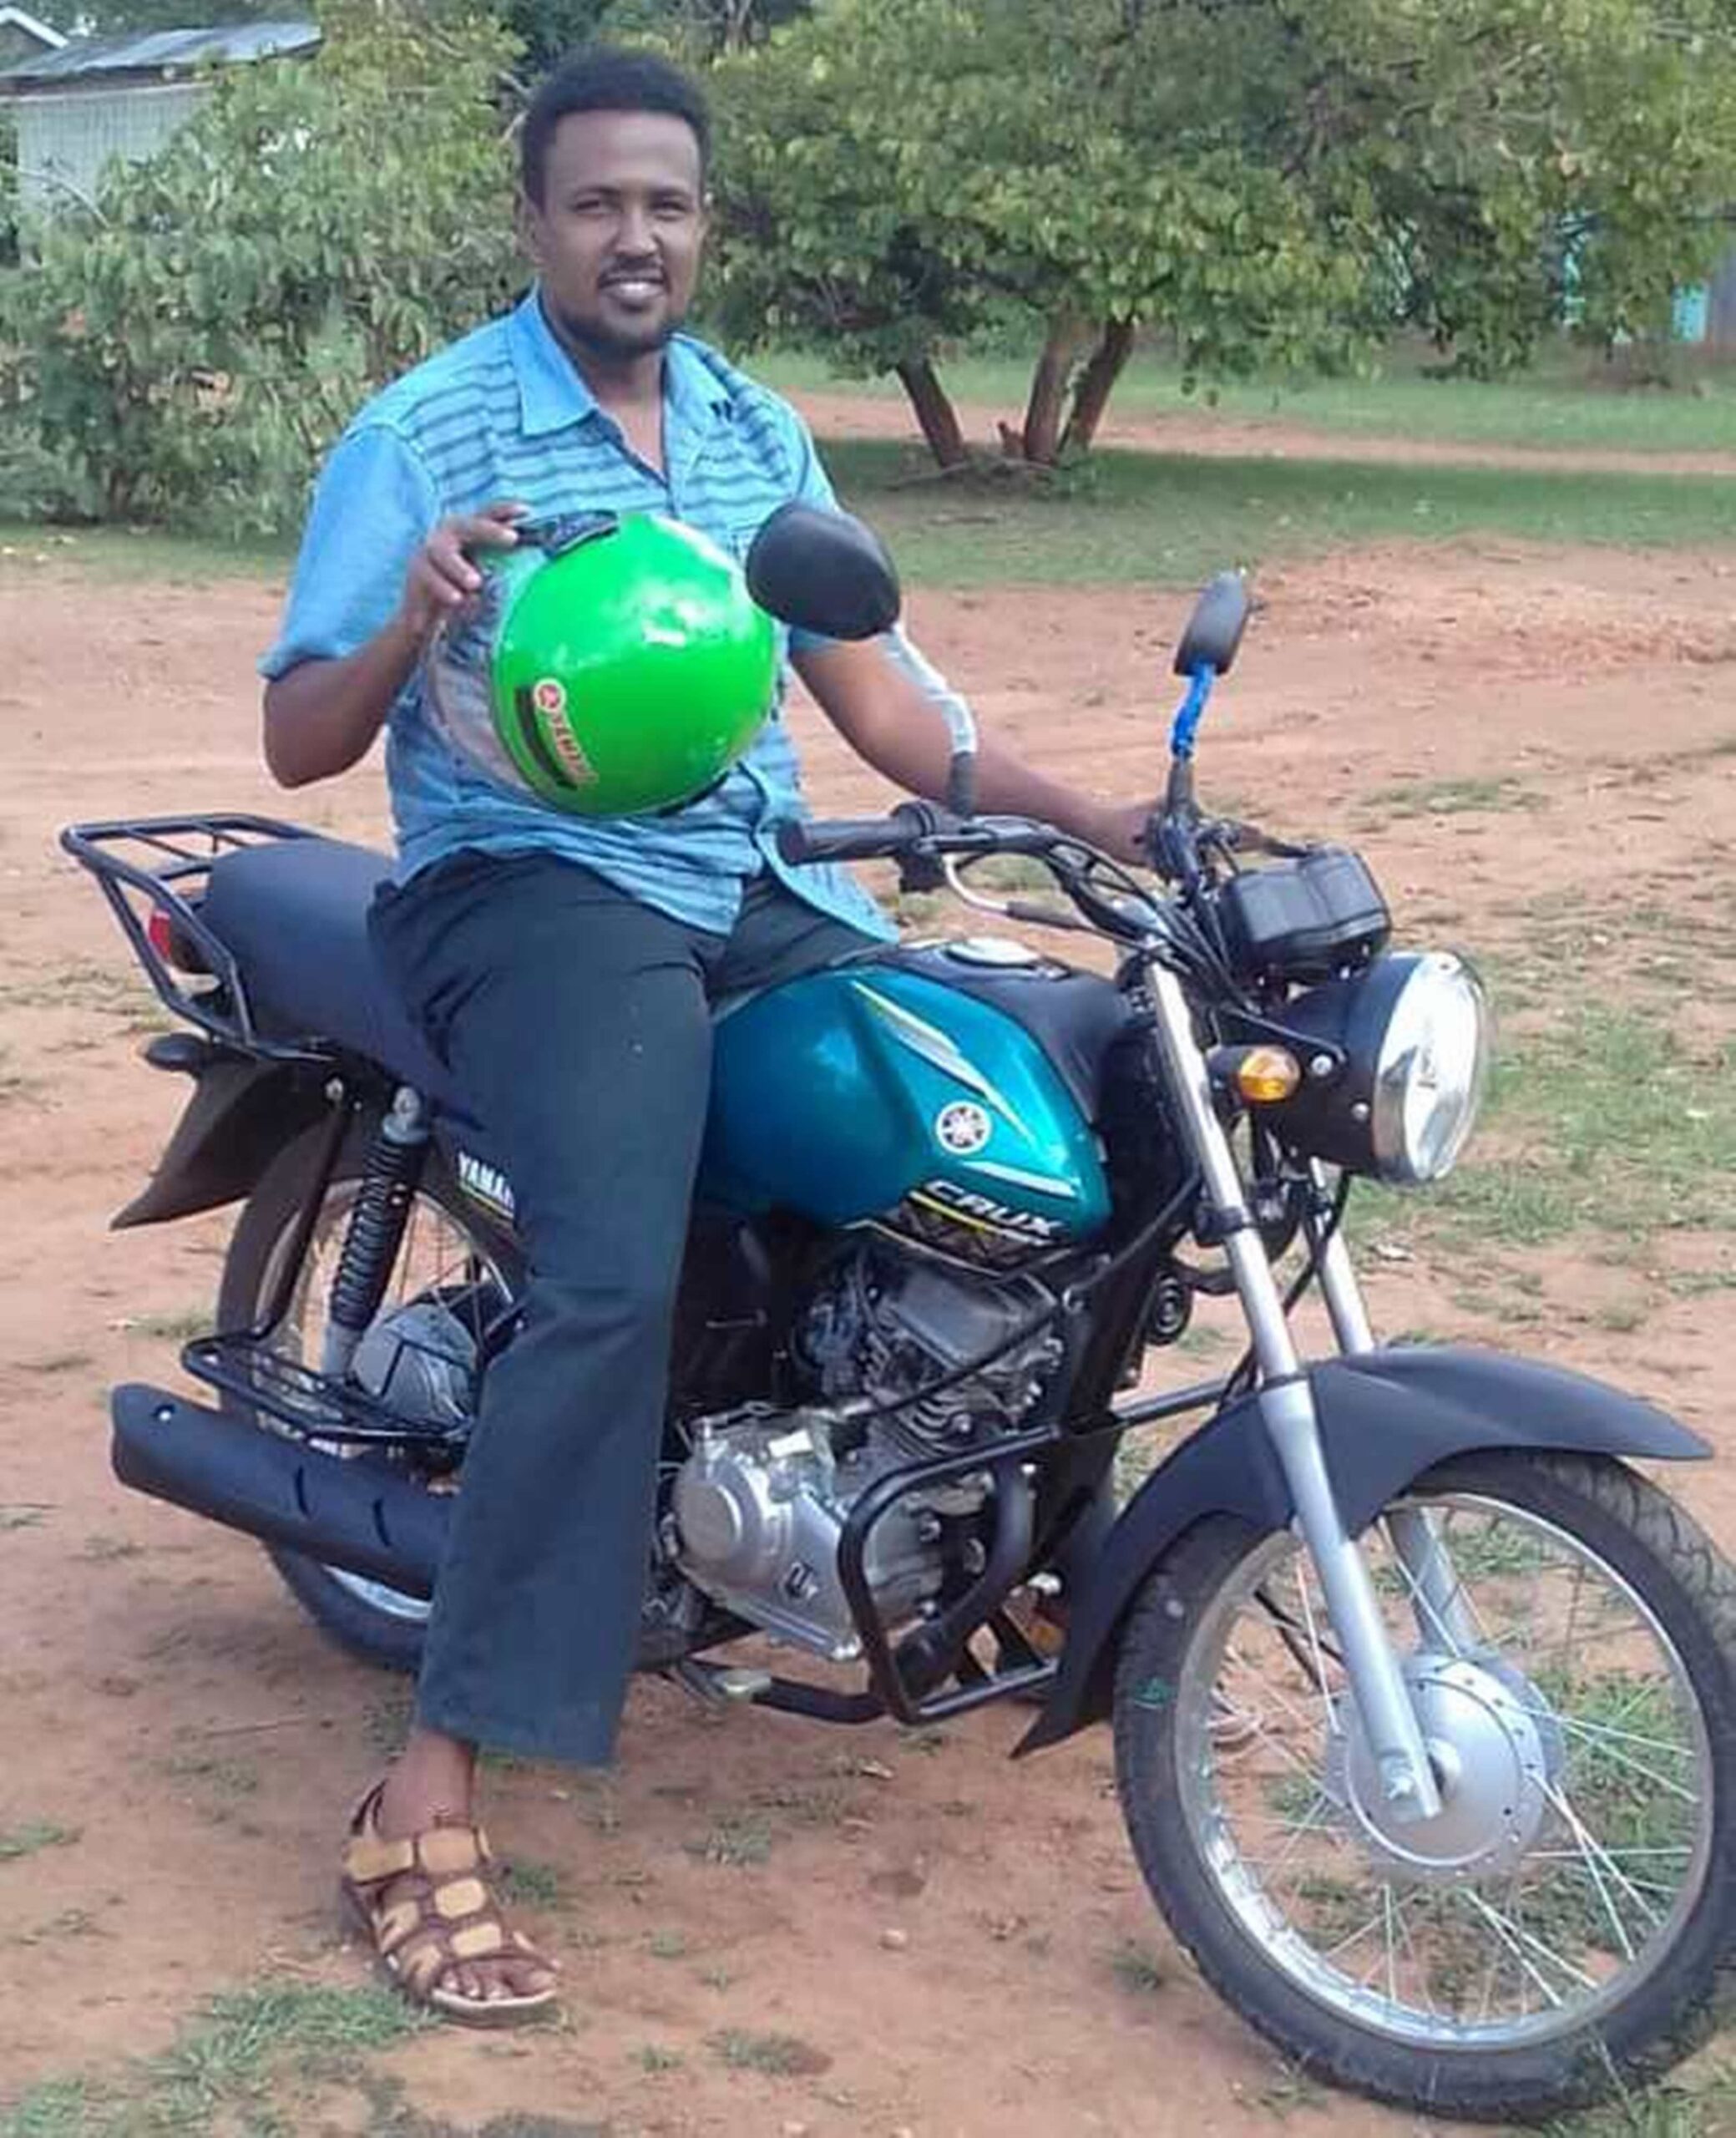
[{"xmin": 1326, "ymin": 1654, "xmax": 1556, "ymax": 1883}]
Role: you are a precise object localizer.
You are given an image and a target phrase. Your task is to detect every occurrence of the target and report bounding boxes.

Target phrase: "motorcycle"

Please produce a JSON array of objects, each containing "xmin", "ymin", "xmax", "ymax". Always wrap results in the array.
[{"xmin": 64, "ymin": 505, "xmax": 1736, "ymax": 2120}]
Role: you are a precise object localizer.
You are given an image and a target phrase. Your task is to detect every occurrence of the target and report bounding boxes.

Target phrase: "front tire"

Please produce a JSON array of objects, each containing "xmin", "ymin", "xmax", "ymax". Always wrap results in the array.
[
  {"xmin": 1112, "ymin": 1452, "xmax": 1736, "ymax": 2120},
  {"xmin": 217, "ymin": 1119, "xmax": 519, "ymax": 1672}
]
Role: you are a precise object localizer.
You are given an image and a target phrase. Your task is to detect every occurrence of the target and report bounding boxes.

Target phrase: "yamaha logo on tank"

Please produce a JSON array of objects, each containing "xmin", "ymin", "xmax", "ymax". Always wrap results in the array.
[{"xmin": 934, "ymin": 1099, "xmax": 992, "ymax": 1156}]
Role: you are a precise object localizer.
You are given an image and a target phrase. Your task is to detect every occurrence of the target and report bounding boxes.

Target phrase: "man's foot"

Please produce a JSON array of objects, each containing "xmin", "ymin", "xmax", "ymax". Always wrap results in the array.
[{"xmin": 341, "ymin": 1730, "xmax": 559, "ymax": 2023}]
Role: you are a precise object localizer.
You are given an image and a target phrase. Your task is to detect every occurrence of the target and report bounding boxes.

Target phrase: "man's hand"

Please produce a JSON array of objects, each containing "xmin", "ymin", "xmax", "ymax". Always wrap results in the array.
[
  {"xmin": 397, "ymin": 501, "xmax": 530, "ymax": 644},
  {"xmin": 265, "ymin": 499, "xmax": 531, "ymax": 790},
  {"xmin": 1086, "ymin": 798, "xmax": 1155, "ymax": 870}
]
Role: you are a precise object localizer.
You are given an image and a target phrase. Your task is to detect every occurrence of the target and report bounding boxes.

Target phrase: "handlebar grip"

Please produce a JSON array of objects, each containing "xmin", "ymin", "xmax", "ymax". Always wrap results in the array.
[{"xmin": 776, "ymin": 816, "xmax": 918, "ymax": 865}]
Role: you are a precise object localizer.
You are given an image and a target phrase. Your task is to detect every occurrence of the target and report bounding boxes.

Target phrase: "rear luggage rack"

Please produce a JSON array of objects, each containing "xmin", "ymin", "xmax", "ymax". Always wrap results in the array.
[
  {"xmin": 183, "ymin": 1330, "xmax": 468, "ymax": 1451},
  {"xmin": 60, "ymin": 814, "xmax": 327, "ymax": 1061}
]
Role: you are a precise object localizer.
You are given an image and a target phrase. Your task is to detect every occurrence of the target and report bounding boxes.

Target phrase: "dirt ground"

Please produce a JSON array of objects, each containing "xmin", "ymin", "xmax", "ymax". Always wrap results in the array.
[{"xmin": 2, "ymin": 529, "xmax": 1735, "ymax": 2138}]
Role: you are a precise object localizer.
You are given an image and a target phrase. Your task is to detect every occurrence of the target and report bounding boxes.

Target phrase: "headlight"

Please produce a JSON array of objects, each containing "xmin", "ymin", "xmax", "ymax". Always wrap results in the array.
[
  {"xmin": 1369, "ymin": 954, "xmax": 1489, "ymax": 1182},
  {"xmin": 1267, "ymin": 952, "xmax": 1491, "ymax": 1186}
]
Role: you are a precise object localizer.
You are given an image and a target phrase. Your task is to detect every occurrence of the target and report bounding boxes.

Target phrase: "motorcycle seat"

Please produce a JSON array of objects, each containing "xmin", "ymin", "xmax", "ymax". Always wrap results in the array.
[{"xmin": 200, "ymin": 836, "xmax": 454, "ymax": 1102}]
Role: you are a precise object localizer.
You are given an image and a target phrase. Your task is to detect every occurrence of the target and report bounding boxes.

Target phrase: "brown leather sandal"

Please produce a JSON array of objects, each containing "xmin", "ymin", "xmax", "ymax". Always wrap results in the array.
[{"xmin": 338, "ymin": 1785, "xmax": 559, "ymax": 2026}]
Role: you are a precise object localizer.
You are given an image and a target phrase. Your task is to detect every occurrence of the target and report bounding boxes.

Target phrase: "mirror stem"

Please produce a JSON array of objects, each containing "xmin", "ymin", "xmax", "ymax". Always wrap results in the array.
[{"xmin": 1169, "ymin": 663, "xmax": 1216, "ymax": 762}]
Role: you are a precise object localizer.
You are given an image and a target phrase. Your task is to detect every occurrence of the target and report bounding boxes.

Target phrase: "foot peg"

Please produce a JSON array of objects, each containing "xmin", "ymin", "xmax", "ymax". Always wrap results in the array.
[{"xmin": 668, "ymin": 1659, "xmax": 773, "ymax": 1709}]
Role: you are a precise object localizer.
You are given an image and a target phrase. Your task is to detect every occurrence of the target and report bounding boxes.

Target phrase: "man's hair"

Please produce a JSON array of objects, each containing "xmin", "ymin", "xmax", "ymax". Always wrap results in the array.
[{"xmin": 520, "ymin": 45, "xmax": 711, "ymax": 205}]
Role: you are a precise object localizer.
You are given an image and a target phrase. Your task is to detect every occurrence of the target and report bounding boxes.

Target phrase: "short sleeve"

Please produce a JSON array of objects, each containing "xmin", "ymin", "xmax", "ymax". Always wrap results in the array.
[{"xmin": 258, "ymin": 424, "xmax": 440, "ymax": 679}]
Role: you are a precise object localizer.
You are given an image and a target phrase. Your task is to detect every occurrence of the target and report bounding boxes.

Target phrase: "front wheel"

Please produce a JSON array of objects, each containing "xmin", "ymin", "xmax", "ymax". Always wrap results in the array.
[{"xmin": 1112, "ymin": 1452, "xmax": 1736, "ymax": 2120}]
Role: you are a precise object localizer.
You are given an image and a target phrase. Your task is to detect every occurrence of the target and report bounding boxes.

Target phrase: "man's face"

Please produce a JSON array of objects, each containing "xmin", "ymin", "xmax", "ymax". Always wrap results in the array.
[{"xmin": 523, "ymin": 109, "xmax": 706, "ymax": 364}]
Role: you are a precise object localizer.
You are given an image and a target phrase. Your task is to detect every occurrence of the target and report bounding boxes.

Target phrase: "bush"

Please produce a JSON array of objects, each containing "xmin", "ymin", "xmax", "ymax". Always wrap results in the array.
[{"xmin": 0, "ymin": 2, "xmax": 524, "ymax": 534}]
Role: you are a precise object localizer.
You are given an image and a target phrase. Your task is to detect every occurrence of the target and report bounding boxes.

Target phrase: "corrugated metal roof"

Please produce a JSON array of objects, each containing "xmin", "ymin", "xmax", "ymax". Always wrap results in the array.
[
  {"xmin": 0, "ymin": 19, "xmax": 318, "ymax": 88},
  {"xmin": 0, "ymin": 8, "xmax": 68, "ymax": 49}
]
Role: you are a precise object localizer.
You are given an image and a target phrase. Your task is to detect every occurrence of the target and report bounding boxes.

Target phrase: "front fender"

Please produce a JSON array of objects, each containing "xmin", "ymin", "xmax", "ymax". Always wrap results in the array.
[{"xmin": 1016, "ymin": 1343, "xmax": 1707, "ymax": 1754}]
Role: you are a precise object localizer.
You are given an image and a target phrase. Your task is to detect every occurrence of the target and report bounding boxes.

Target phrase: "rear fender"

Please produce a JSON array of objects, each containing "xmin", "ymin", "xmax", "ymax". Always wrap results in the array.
[
  {"xmin": 1016, "ymin": 1344, "xmax": 1707, "ymax": 1754},
  {"xmin": 114, "ymin": 1043, "xmax": 332, "ymax": 1229}
]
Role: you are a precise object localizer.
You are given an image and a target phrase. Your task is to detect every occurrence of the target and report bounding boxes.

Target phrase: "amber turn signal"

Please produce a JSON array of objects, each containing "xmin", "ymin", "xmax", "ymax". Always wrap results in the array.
[{"xmin": 1232, "ymin": 1046, "xmax": 1303, "ymax": 1103}]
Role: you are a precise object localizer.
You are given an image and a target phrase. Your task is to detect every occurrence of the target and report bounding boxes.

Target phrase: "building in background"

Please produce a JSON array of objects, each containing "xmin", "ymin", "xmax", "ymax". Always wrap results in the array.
[
  {"xmin": 0, "ymin": 18, "xmax": 317, "ymax": 215},
  {"xmin": 0, "ymin": 7, "xmax": 63, "ymax": 71},
  {"xmin": 1673, "ymin": 246, "xmax": 1736, "ymax": 351}
]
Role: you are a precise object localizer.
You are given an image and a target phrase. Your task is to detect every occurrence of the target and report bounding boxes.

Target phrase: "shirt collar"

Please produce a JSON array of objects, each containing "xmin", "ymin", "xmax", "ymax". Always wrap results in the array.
[{"xmin": 511, "ymin": 287, "xmax": 735, "ymax": 441}]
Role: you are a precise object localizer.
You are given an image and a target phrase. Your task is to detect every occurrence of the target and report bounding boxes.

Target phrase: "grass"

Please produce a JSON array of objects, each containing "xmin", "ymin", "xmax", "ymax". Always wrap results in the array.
[
  {"xmin": 707, "ymin": 2028, "xmax": 830, "ymax": 2077},
  {"xmin": 12, "ymin": 426, "xmax": 1736, "ymax": 611},
  {"xmin": 0, "ymin": 1045, "xmax": 42, "ymax": 1109},
  {"xmin": 685, "ymin": 1811, "xmax": 775, "ymax": 1867},
  {"xmin": 1544, "ymin": 2070, "xmax": 1736, "ymax": 2136},
  {"xmin": 0, "ymin": 521, "xmax": 289, "ymax": 584},
  {"xmin": 754, "ymin": 337, "xmax": 1736, "ymax": 458},
  {"xmin": 128, "ymin": 1308, "xmax": 209, "ymax": 1342},
  {"xmin": 1357, "ymin": 774, "xmax": 1546, "ymax": 821},
  {"xmin": 163, "ymin": 1750, "xmax": 260, "ymax": 1800},
  {"xmin": 1109, "ymin": 1939, "xmax": 1167, "ymax": 1994},
  {"xmin": 632, "ymin": 2045, "xmax": 684, "ymax": 2075},
  {"xmin": 77, "ymin": 1534, "xmax": 141, "ymax": 1563},
  {"xmin": 1359, "ymin": 1006, "xmax": 1736, "ymax": 1253},
  {"xmin": 812, "ymin": 439, "xmax": 1736, "ymax": 591},
  {"xmin": 495, "ymin": 1858, "xmax": 564, "ymax": 1909},
  {"xmin": 0, "ymin": 1981, "xmax": 425, "ymax": 2138},
  {"xmin": 0, "ymin": 1821, "xmax": 78, "ymax": 1861}
]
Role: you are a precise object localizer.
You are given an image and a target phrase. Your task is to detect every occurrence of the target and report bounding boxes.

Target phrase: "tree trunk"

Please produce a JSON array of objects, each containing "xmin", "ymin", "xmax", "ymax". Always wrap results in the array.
[
  {"xmin": 894, "ymin": 356, "xmax": 969, "ymax": 470},
  {"xmin": 1017, "ymin": 316, "xmax": 1091, "ymax": 464},
  {"xmin": 1060, "ymin": 318, "xmax": 1137, "ymax": 457}
]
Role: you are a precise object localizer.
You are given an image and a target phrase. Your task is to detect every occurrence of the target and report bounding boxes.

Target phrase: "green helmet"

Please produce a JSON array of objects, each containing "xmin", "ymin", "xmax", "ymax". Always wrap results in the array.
[{"xmin": 426, "ymin": 511, "xmax": 777, "ymax": 817}]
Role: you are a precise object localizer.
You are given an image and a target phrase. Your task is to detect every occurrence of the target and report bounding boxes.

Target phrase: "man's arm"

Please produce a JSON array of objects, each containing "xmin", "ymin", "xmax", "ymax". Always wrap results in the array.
[
  {"xmin": 258, "ymin": 413, "xmax": 530, "ymax": 790},
  {"xmin": 792, "ymin": 635, "xmax": 1148, "ymax": 864},
  {"xmin": 262, "ymin": 503, "xmax": 528, "ymax": 788},
  {"xmin": 776, "ymin": 403, "xmax": 1146, "ymax": 861},
  {"xmin": 263, "ymin": 614, "xmax": 427, "ymax": 789}
]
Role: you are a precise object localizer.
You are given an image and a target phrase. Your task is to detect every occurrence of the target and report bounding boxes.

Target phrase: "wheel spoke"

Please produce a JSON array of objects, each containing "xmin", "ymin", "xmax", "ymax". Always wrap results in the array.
[
  {"xmin": 1537, "ymin": 1781, "xmax": 1660, "ymax": 1951},
  {"xmin": 1156, "ymin": 1483, "xmax": 1715, "ymax": 2053}
]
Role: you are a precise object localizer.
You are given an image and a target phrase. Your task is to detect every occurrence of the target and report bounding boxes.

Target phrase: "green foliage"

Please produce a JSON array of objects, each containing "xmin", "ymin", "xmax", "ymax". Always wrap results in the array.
[
  {"xmin": 502, "ymin": 0, "xmax": 807, "ymax": 69},
  {"xmin": 0, "ymin": 2, "xmax": 524, "ymax": 534},
  {"xmin": 710, "ymin": 0, "xmax": 1736, "ymax": 464},
  {"xmin": 501, "ymin": 0, "xmax": 615, "ymax": 69}
]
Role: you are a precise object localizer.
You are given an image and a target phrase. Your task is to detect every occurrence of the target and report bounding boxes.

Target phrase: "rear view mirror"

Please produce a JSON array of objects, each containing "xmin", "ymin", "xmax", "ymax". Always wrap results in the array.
[
  {"xmin": 747, "ymin": 502, "xmax": 902, "ymax": 642},
  {"xmin": 1173, "ymin": 570, "xmax": 1251, "ymax": 678}
]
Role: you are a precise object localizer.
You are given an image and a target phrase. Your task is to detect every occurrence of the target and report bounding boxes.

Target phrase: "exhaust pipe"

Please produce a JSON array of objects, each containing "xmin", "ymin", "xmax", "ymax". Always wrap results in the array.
[{"xmin": 112, "ymin": 1382, "xmax": 448, "ymax": 1595}]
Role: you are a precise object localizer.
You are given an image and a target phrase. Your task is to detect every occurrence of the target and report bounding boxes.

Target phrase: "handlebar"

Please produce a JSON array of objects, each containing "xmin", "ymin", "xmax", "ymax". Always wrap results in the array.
[{"xmin": 775, "ymin": 812, "xmax": 932, "ymax": 866}]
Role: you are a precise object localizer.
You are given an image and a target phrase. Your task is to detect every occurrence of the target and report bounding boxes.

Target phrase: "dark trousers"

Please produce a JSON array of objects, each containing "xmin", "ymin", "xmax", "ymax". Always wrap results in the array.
[{"xmin": 371, "ymin": 849, "xmax": 877, "ymax": 1765}]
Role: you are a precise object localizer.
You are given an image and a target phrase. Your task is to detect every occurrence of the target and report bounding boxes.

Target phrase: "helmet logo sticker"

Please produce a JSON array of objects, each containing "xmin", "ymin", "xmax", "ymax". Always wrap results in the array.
[
  {"xmin": 538, "ymin": 691, "xmax": 600, "ymax": 788},
  {"xmin": 934, "ymin": 1099, "xmax": 992, "ymax": 1157}
]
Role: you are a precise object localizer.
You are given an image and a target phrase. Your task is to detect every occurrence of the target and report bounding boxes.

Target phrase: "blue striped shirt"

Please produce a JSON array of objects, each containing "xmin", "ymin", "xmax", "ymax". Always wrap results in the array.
[{"xmin": 261, "ymin": 288, "xmax": 908, "ymax": 939}]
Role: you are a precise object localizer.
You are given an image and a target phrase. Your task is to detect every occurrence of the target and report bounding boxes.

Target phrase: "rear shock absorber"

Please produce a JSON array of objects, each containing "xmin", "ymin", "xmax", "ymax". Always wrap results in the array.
[{"xmin": 320, "ymin": 1086, "xmax": 430, "ymax": 1381}]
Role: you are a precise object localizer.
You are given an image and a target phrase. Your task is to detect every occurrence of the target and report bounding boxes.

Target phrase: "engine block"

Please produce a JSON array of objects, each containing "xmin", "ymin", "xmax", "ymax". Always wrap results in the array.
[{"xmin": 670, "ymin": 1407, "xmax": 957, "ymax": 1661}]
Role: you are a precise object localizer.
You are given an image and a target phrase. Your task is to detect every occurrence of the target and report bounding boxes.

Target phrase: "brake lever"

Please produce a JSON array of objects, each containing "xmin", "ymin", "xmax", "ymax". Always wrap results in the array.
[{"xmin": 897, "ymin": 847, "xmax": 946, "ymax": 894}]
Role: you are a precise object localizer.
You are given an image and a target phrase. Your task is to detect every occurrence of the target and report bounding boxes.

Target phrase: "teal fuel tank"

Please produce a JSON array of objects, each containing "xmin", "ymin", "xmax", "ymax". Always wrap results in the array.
[{"xmin": 700, "ymin": 960, "xmax": 1112, "ymax": 1259}]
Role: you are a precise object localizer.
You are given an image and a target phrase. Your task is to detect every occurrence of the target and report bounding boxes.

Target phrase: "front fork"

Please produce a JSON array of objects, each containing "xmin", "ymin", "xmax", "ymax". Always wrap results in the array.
[{"xmin": 1146, "ymin": 964, "xmax": 1446, "ymax": 1821}]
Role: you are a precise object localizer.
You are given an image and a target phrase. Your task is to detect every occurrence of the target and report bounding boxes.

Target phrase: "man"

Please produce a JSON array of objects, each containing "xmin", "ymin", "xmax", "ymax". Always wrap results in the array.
[{"xmin": 263, "ymin": 43, "xmax": 1146, "ymax": 2022}]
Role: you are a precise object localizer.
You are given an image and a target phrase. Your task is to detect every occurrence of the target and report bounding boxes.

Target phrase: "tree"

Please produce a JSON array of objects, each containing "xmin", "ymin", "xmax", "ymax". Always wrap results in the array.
[
  {"xmin": 0, "ymin": 1, "xmax": 523, "ymax": 529},
  {"xmin": 501, "ymin": 0, "xmax": 805, "ymax": 70},
  {"xmin": 710, "ymin": 0, "xmax": 1736, "ymax": 469}
]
